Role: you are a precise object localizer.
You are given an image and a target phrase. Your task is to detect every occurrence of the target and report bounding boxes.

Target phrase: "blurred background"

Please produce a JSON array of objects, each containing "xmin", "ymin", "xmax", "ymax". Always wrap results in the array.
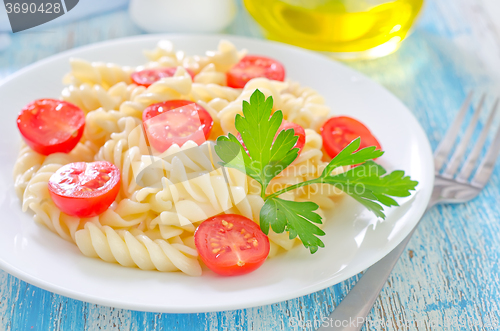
[
  {"xmin": 0, "ymin": 0, "xmax": 499, "ymax": 69},
  {"xmin": 0, "ymin": 0, "xmax": 500, "ymax": 87},
  {"xmin": 2, "ymin": 1, "xmax": 500, "ymax": 330}
]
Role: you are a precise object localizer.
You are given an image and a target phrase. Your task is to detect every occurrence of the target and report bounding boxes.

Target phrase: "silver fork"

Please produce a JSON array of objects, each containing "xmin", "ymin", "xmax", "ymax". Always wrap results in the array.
[{"xmin": 318, "ymin": 93, "xmax": 500, "ymax": 331}]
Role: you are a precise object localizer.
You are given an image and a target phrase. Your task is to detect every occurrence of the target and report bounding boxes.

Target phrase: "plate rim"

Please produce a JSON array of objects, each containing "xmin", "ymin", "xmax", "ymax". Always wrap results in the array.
[{"xmin": 0, "ymin": 33, "xmax": 434, "ymax": 313}]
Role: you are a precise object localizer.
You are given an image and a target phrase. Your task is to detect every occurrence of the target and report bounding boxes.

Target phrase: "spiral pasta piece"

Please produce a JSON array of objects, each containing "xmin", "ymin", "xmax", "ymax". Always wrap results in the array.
[
  {"xmin": 281, "ymin": 80, "xmax": 331, "ymax": 131},
  {"xmin": 200, "ymin": 39, "xmax": 247, "ymax": 73},
  {"xmin": 144, "ymin": 40, "xmax": 179, "ymax": 62},
  {"xmin": 84, "ymin": 108, "xmax": 126, "ymax": 146},
  {"xmin": 144, "ymin": 39, "xmax": 246, "ymax": 75},
  {"xmin": 75, "ymin": 223, "xmax": 202, "ymax": 276},
  {"xmin": 94, "ymin": 116, "xmax": 144, "ymax": 198},
  {"xmin": 189, "ymin": 83, "xmax": 241, "ymax": 103},
  {"xmin": 119, "ymin": 67, "xmax": 192, "ymax": 118},
  {"xmin": 13, "ymin": 144, "xmax": 45, "ymax": 199},
  {"xmin": 62, "ymin": 83, "xmax": 146, "ymax": 118},
  {"xmin": 61, "ymin": 84, "xmax": 118, "ymax": 113},
  {"xmin": 64, "ymin": 58, "xmax": 134, "ymax": 89},
  {"xmin": 193, "ymin": 63, "xmax": 227, "ymax": 86}
]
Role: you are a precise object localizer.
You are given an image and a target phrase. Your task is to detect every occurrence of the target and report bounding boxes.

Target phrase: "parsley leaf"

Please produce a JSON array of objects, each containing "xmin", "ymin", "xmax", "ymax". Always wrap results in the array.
[
  {"xmin": 321, "ymin": 137, "xmax": 384, "ymax": 176},
  {"xmin": 260, "ymin": 198, "xmax": 325, "ymax": 254},
  {"xmin": 322, "ymin": 158, "xmax": 418, "ymax": 219},
  {"xmin": 215, "ymin": 89, "xmax": 299, "ymax": 195}
]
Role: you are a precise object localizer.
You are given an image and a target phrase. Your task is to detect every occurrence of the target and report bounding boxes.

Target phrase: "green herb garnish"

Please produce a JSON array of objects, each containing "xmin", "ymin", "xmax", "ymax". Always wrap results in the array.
[{"xmin": 215, "ymin": 89, "xmax": 418, "ymax": 253}]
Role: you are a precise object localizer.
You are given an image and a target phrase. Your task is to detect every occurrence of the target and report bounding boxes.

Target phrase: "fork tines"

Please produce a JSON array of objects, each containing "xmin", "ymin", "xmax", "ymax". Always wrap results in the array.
[{"xmin": 433, "ymin": 92, "xmax": 500, "ymax": 188}]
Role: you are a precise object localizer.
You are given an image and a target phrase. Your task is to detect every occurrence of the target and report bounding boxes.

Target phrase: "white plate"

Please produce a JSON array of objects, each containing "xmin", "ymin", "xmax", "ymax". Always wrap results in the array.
[{"xmin": 0, "ymin": 34, "xmax": 434, "ymax": 313}]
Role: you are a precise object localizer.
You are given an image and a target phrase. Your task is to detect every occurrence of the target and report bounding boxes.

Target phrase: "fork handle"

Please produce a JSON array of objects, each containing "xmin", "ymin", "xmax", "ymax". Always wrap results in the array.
[
  {"xmin": 317, "ymin": 203, "xmax": 435, "ymax": 331},
  {"xmin": 317, "ymin": 228, "xmax": 415, "ymax": 330}
]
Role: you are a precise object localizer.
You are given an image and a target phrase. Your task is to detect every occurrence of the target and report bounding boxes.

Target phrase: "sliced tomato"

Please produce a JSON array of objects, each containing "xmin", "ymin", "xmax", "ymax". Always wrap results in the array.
[
  {"xmin": 278, "ymin": 121, "xmax": 306, "ymax": 154},
  {"xmin": 142, "ymin": 100, "xmax": 213, "ymax": 152},
  {"xmin": 237, "ymin": 120, "xmax": 306, "ymax": 156},
  {"xmin": 17, "ymin": 99, "xmax": 85, "ymax": 156},
  {"xmin": 48, "ymin": 161, "xmax": 121, "ymax": 218},
  {"xmin": 321, "ymin": 116, "xmax": 382, "ymax": 159},
  {"xmin": 227, "ymin": 55, "xmax": 285, "ymax": 88},
  {"xmin": 194, "ymin": 214, "xmax": 270, "ymax": 276},
  {"xmin": 131, "ymin": 67, "xmax": 195, "ymax": 87}
]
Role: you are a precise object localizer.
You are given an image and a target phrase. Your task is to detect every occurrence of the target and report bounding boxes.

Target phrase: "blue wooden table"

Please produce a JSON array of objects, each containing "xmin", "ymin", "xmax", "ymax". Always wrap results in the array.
[{"xmin": 2, "ymin": 1, "xmax": 500, "ymax": 330}]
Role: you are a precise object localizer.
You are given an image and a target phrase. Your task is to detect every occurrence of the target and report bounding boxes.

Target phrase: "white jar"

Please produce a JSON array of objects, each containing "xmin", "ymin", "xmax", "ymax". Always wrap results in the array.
[{"xmin": 129, "ymin": 0, "xmax": 237, "ymax": 33}]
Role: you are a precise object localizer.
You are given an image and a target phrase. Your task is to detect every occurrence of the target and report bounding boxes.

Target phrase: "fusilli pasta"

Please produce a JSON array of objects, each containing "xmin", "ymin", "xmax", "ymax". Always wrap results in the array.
[
  {"xmin": 144, "ymin": 39, "xmax": 246, "ymax": 75},
  {"xmin": 14, "ymin": 40, "xmax": 343, "ymax": 275},
  {"xmin": 64, "ymin": 58, "xmax": 134, "ymax": 89},
  {"xmin": 75, "ymin": 222, "xmax": 202, "ymax": 276},
  {"xmin": 61, "ymin": 82, "xmax": 146, "ymax": 114}
]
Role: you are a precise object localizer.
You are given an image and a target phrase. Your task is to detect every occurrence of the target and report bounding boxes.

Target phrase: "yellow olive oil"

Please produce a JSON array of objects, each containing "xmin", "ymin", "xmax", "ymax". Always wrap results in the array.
[{"xmin": 243, "ymin": 0, "xmax": 424, "ymax": 58}]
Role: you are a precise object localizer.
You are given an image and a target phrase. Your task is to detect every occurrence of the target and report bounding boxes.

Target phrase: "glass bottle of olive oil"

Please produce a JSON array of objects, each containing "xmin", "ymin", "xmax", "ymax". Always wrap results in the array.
[{"xmin": 243, "ymin": 0, "xmax": 424, "ymax": 60}]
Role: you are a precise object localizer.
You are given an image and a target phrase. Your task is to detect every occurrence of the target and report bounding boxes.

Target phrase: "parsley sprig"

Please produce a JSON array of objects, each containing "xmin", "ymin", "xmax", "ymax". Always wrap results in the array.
[
  {"xmin": 215, "ymin": 90, "xmax": 418, "ymax": 253},
  {"xmin": 215, "ymin": 90, "xmax": 299, "ymax": 198}
]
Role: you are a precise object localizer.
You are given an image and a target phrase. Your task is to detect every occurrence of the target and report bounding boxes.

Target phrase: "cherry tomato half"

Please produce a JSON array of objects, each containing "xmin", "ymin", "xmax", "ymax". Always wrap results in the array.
[
  {"xmin": 321, "ymin": 116, "xmax": 382, "ymax": 159},
  {"xmin": 17, "ymin": 99, "xmax": 85, "ymax": 155},
  {"xmin": 227, "ymin": 55, "xmax": 285, "ymax": 88},
  {"xmin": 131, "ymin": 67, "xmax": 195, "ymax": 87},
  {"xmin": 237, "ymin": 120, "xmax": 306, "ymax": 156},
  {"xmin": 48, "ymin": 161, "xmax": 121, "ymax": 218},
  {"xmin": 142, "ymin": 100, "xmax": 213, "ymax": 152},
  {"xmin": 194, "ymin": 214, "xmax": 270, "ymax": 276},
  {"xmin": 279, "ymin": 121, "xmax": 306, "ymax": 154}
]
